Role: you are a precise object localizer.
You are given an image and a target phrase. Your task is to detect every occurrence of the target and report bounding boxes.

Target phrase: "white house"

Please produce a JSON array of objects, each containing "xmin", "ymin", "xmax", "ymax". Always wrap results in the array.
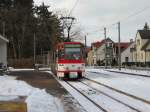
[
  {"xmin": 121, "ymin": 41, "xmax": 135, "ymax": 64},
  {"xmin": 0, "ymin": 35, "xmax": 9, "ymax": 66},
  {"xmin": 133, "ymin": 23, "xmax": 150, "ymax": 63},
  {"xmin": 96, "ymin": 38, "xmax": 114, "ymax": 66}
]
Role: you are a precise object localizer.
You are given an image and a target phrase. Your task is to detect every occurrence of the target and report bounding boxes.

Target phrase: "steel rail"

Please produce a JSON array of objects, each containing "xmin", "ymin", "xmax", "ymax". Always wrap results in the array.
[
  {"xmin": 66, "ymin": 81, "xmax": 108, "ymax": 112},
  {"xmin": 84, "ymin": 77, "xmax": 150, "ymax": 105},
  {"xmin": 80, "ymin": 80, "xmax": 141, "ymax": 112}
]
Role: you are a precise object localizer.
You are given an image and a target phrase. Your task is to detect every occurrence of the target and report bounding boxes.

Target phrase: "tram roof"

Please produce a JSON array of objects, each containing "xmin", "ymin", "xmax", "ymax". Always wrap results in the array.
[
  {"xmin": 57, "ymin": 42, "xmax": 83, "ymax": 46},
  {"xmin": 63, "ymin": 42, "xmax": 82, "ymax": 44},
  {"xmin": 56, "ymin": 42, "xmax": 84, "ymax": 49}
]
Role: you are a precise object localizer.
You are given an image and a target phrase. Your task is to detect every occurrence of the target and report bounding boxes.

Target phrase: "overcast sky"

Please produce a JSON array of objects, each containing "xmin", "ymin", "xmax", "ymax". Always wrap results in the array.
[{"xmin": 34, "ymin": 0, "xmax": 150, "ymax": 45}]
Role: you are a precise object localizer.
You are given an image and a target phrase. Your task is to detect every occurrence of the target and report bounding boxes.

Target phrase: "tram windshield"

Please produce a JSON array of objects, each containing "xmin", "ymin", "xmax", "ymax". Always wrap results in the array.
[{"xmin": 65, "ymin": 47, "xmax": 81, "ymax": 60}]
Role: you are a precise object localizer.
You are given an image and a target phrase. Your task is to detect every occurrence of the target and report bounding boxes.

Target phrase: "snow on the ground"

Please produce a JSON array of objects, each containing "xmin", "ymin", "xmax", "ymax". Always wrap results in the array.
[
  {"xmin": 69, "ymin": 81, "xmax": 137, "ymax": 112},
  {"xmin": 0, "ymin": 95, "xmax": 19, "ymax": 101},
  {"xmin": 62, "ymin": 94, "xmax": 87, "ymax": 112},
  {"xmin": 108, "ymin": 68, "xmax": 150, "ymax": 76},
  {"xmin": 46, "ymin": 71, "xmax": 103, "ymax": 112},
  {"xmin": 57, "ymin": 80, "xmax": 103, "ymax": 112},
  {"xmin": 83, "ymin": 79, "xmax": 150, "ymax": 112},
  {"xmin": 85, "ymin": 68, "xmax": 150, "ymax": 101},
  {"xmin": 0, "ymin": 75, "xmax": 63, "ymax": 112},
  {"xmin": 8, "ymin": 67, "xmax": 51, "ymax": 72},
  {"xmin": 8, "ymin": 67, "xmax": 34, "ymax": 71},
  {"xmin": 46, "ymin": 71, "xmax": 150, "ymax": 112}
]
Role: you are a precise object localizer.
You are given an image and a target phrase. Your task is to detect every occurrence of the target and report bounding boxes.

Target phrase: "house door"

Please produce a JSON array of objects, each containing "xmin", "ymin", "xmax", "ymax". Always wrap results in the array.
[{"xmin": 125, "ymin": 57, "xmax": 129, "ymax": 62}]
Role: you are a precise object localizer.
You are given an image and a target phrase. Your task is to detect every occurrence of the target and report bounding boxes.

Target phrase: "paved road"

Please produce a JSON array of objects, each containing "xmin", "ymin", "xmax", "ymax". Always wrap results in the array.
[{"xmin": 8, "ymin": 70, "xmax": 86, "ymax": 112}]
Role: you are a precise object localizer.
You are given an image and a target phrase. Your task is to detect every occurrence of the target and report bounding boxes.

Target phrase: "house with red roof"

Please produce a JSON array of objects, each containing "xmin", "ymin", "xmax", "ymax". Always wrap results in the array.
[
  {"xmin": 113, "ymin": 42, "xmax": 131, "ymax": 65},
  {"xmin": 87, "ymin": 41, "xmax": 104, "ymax": 66},
  {"xmin": 121, "ymin": 40, "xmax": 135, "ymax": 65},
  {"xmin": 91, "ymin": 41, "xmax": 103, "ymax": 65},
  {"xmin": 95, "ymin": 38, "xmax": 114, "ymax": 66},
  {"xmin": 87, "ymin": 37, "xmax": 135, "ymax": 66}
]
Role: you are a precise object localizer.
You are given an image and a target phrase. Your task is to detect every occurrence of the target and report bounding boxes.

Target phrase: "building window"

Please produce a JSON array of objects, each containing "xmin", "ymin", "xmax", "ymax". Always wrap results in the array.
[
  {"xmin": 141, "ymin": 53, "xmax": 143, "ymax": 59},
  {"xmin": 125, "ymin": 57, "xmax": 129, "ymax": 62},
  {"xmin": 137, "ymin": 39, "xmax": 140, "ymax": 46},
  {"xmin": 106, "ymin": 42, "xmax": 112, "ymax": 48}
]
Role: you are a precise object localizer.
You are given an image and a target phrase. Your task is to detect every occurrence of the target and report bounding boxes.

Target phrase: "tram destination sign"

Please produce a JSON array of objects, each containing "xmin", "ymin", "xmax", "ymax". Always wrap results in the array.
[{"xmin": 65, "ymin": 44, "xmax": 81, "ymax": 48}]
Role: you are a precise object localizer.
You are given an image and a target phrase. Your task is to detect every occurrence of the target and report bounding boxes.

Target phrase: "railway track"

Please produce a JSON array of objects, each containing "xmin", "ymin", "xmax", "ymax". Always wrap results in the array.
[
  {"xmin": 50, "ymin": 71, "xmax": 150, "ymax": 112},
  {"xmin": 84, "ymin": 77, "xmax": 150, "ymax": 105},
  {"xmin": 81, "ymin": 78, "xmax": 150, "ymax": 112},
  {"xmin": 66, "ymin": 81, "xmax": 141, "ymax": 112},
  {"xmin": 50, "ymin": 73, "xmax": 104, "ymax": 112},
  {"xmin": 66, "ymin": 81, "xmax": 108, "ymax": 112},
  {"xmin": 79, "ymin": 80, "xmax": 141, "ymax": 112}
]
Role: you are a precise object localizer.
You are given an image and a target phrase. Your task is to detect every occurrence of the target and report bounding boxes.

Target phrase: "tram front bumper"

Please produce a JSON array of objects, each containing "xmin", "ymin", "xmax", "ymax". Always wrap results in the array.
[{"xmin": 57, "ymin": 71, "xmax": 85, "ymax": 78}]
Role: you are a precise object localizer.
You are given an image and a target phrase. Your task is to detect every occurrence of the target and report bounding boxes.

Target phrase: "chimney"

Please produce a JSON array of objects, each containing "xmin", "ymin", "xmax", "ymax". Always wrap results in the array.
[{"xmin": 144, "ymin": 22, "xmax": 150, "ymax": 30}]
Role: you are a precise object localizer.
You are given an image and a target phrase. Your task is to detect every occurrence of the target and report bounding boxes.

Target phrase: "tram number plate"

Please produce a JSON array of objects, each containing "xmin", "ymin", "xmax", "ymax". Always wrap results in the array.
[{"xmin": 70, "ymin": 72, "xmax": 77, "ymax": 78}]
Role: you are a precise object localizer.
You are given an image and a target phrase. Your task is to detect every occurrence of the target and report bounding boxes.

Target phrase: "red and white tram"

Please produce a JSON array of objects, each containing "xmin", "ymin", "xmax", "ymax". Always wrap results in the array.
[{"xmin": 52, "ymin": 42, "xmax": 85, "ymax": 79}]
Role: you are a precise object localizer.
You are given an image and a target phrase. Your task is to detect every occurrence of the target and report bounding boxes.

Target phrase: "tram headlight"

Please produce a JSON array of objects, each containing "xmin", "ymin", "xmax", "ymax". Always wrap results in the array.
[
  {"xmin": 63, "ymin": 66, "xmax": 69, "ymax": 70},
  {"xmin": 66, "ymin": 67, "xmax": 69, "ymax": 70},
  {"xmin": 79, "ymin": 66, "xmax": 84, "ymax": 70},
  {"xmin": 59, "ymin": 64, "xmax": 64, "ymax": 66},
  {"xmin": 78, "ymin": 67, "xmax": 81, "ymax": 70}
]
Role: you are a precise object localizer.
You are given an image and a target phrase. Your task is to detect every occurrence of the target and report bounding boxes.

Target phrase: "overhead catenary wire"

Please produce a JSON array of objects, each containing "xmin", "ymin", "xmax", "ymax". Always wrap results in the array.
[
  {"xmin": 84, "ymin": 4, "xmax": 150, "ymax": 35},
  {"xmin": 65, "ymin": 2, "xmax": 150, "ymax": 43},
  {"xmin": 60, "ymin": 0, "xmax": 80, "ymax": 41},
  {"xmin": 69, "ymin": 0, "xmax": 80, "ymax": 16},
  {"xmin": 119, "ymin": 5, "xmax": 150, "ymax": 23}
]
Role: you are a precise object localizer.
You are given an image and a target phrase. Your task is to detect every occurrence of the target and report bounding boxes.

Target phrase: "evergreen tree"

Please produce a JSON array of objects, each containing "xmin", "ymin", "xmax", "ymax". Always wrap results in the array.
[
  {"xmin": 0, "ymin": 0, "xmax": 12, "ymax": 8},
  {"xmin": 35, "ymin": 3, "xmax": 62, "ymax": 54},
  {"xmin": 0, "ymin": 1, "xmax": 62, "ymax": 59}
]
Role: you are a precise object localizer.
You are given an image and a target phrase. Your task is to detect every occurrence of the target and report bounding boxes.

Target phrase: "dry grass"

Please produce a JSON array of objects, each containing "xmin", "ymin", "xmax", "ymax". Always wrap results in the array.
[{"xmin": 0, "ymin": 102, "xmax": 27, "ymax": 112}]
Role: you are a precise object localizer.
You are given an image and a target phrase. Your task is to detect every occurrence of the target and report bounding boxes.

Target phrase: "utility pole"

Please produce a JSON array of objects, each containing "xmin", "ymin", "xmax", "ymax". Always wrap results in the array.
[
  {"xmin": 104, "ymin": 27, "xmax": 107, "ymax": 69},
  {"xmin": 33, "ymin": 33, "xmax": 36, "ymax": 65},
  {"xmin": 118, "ymin": 22, "xmax": 121, "ymax": 70},
  {"xmin": 2, "ymin": 21, "xmax": 5, "ymax": 37},
  {"xmin": 40, "ymin": 48, "xmax": 45, "ymax": 65},
  {"xmin": 85, "ymin": 35, "xmax": 87, "ymax": 48},
  {"xmin": 85, "ymin": 35, "xmax": 87, "ymax": 65}
]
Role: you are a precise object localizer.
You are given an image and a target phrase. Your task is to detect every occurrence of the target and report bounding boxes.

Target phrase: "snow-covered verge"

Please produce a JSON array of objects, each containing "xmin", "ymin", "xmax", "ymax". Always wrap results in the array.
[
  {"xmin": 46, "ymin": 71, "xmax": 150, "ymax": 112},
  {"xmin": 85, "ymin": 68, "xmax": 150, "ymax": 100},
  {"xmin": 8, "ymin": 67, "xmax": 34, "ymax": 71},
  {"xmin": 107, "ymin": 68, "xmax": 150, "ymax": 76},
  {"xmin": 0, "ymin": 75, "xmax": 64, "ymax": 112},
  {"xmin": 46, "ymin": 71, "xmax": 92, "ymax": 112},
  {"xmin": 7, "ymin": 67, "xmax": 51, "ymax": 72},
  {"xmin": 86, "ymin": 66, "xmax": 150, "ymax": 76}
]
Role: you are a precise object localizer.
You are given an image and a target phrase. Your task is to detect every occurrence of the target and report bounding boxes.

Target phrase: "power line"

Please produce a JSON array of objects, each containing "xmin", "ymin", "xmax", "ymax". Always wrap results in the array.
[
  {"xmin": 69, "ymin": 0, "xmax": 80, "ymax": 16},
  {"xmin": 85, "ymin": 5, "xmax": 150, "ymax": 36},
  {"xmin": 60, "ymin": 0, "xmax": 80, "ymax": 41},
  {"xmin": 80, "ymin": 27, "xmax": 102, "ymax": 36},
  {"xmin": 120, "ymin": 5, "xmax": 150, "ymax": 23},
  {"xmin": 68, "ymin": 3, "xmax": 150, "ymax": 41}
]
